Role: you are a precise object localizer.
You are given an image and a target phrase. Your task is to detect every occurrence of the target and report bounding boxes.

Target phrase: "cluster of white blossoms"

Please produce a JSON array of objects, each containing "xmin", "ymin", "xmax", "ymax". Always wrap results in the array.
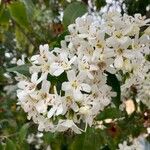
[
  {"xmin": 16, "ymin": 11, "xmax": 150, "ymax": 133},
  {"xmin": 27, "ymin": 132, "xmax": 44, "ymax": 149},
  {"xmin": 118, "ymin": 135, "xmax": 150, "ymax": 150}
]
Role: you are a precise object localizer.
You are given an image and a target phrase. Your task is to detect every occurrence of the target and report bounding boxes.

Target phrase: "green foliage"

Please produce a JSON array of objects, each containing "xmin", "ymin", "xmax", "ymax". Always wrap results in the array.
[
  {"xmin": 0, "ymin": 8, "xmax": 10, "ymax": 24},
  {"xmin": 8, "ymin": 1, "xmax": 30, "ymax": 29},
  {"xmin": 7, "ymin": 64, "xmax": 30, "ymax": 76},
  {"xmin": 19, "ymin": 123, "xmax": 30, "ymax": 143},
  {"xmin": 5, "ymin": 139, "xmax": 16, "ymax": 150},
  {"xmin": 69, "ymin": 128, "xmax": 102, "ymax": 150},
  {"xmin": 21, "ymin": 0, "xmax": 35, "ymax": 20},
  {"xmin": 95, "ymin": 0, "xmax": 107, "ymax": 10},
  {"xmin": 125, "ymin": 0, "xmax": 150, "ymax": 16},
  {"xmin": 63, "ymin": 2, "xmax": 87, "ymax": 28},
  {"xmin": 106, "ymin": 72, "xmax": 121, "ymax": 108},
  {"xmin": 96, "ymin": 107, "xmax": 124, "ymax": 120}
]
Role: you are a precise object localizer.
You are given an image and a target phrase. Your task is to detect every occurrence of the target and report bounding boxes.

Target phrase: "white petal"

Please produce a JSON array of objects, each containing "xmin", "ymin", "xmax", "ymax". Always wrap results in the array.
[
  {"xmin": 37, "ymin": 72, "xmax": 48, "ymax": 84},
  {"xmin": 80, "ymin": 83, "xmax": 91, "ymax": 93},
  {"xmin": 87, "ymin": 72, "xmax": 94, "ymax": 79},
  {"xmin": 62, "ymin": 82, "xmax": 71, "ymax": 91},
  {"xmin": 59, "ymin": 52, "xmax": 68, "ymax": 61},
  {"xmin": 71, "ymin": 102, "xmax": 79, "ymax": 112},
  {"xmin": 53, "ymin": 68, "xmax": 64, "ymax": 76},
  {"xmin": 114, "ymin": 56, "xmax": 123, "ymax": 68},
  {"xmin": 43, "ymin": 44, "xmax": 49, "ymax": 51},
  {"xmin": 67, "ymin": 70, "xmax": 76, "ymax": 81},
  {"xmin": 56, "ymin": 104, "xmax": 63, "ymax": 116},
  {"xmin": 69, "ymin": 56, "xmax": 76, "ymax": 65},
  {"xmin": 41, "ymin": 80, "xmax": 50, "ymax": 93},
  {"xmin": 72, "ymin": 125, "xmax": 82, "ymax": 134},
  {"xmin": 31, "ymin": 72, "xmax": 38, "ymax": 83},
  {"xmin": 35, "ymin": 101, "xmax": 47, "ymax": 113},
  {"xmin": 30, "ymin": 55, "xmax": 39, "ymax": 61},
  {"xmin": 90, "ymin": 65, "xmax": 98, "ymax": 71},
  {"xmin": 18, "ymin": 81, "xmax": 27, "ymax": 89},
  {"xmin": 73, "ymin": 89, "xmax": 83, "ymax": 100},
  {"xmin": 47, "ymin": 106, "xmax": 57, "ymax": 118}
]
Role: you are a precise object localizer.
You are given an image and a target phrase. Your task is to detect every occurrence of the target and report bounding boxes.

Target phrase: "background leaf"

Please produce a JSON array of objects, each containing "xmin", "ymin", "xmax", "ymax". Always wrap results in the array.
[
  {"xmin": 8, "ymin": 1, "xmax": 29, "ymax": 29},
  {"xmin": 106, "ymin": 72, "xmax": 121, "ymax": 108},
  {"xmin": 5, "ymin": 139, "xmax": 16, "ymax": 150},
  {"xmin": 96, "ymin": 107, "xmax": 124, "ymax": 120},
  {"xmin": 0, "ymin": 8, "xmax": 10, "ymax": 24},
  {"xmin": 95, "ymin": 0, "xmax": 107, "ymax": 10},
  {"xmin": 63, "ymin": 2, "xmax": 87, "ymax": 29},
  {"xmin": 19, "ymin": 123, "xmax": 29, "ymax": 143},
  {"xmin": 7, "ymin": 64, "xmax": 30, "ymax": 76}
]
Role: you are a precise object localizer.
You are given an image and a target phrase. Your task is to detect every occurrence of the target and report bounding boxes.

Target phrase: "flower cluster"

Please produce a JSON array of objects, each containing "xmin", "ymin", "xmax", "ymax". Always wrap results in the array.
[
  {"xmin": 118, "ymin": 135, "xmax": 150, "ymax": 150},
  {"xmin": 27, "ymin": 132, "xmax": 44, "ymax": 149},
  {"xmin": 16, "ymin": 11, "xmax": 150, "ymax": 133}
]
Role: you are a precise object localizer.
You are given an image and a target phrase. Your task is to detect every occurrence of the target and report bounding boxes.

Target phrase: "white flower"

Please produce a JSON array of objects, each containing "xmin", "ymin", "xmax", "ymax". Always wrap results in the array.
[
  {"xmin": 56, "ymin": 119, "xmax": 82, "ymax": 134},
  {"xmin": 118, "ymin": 141, "xmax": 132, "ymax": 150},
  {"xmin": 46, "ymin": 87, "xmax": 63, "ymax": 118},
  {"xmin": 78, "ymin": 55, "xmax": 98, "ymax": 79},
  {"xmin": 62, "ymin": 70, "xmax": 91, "ymax": 100},
  {"xmin": 51, "ymin": 52, "xmax": 76, "ymax": 76},
  {"xmin": 62, "ymin": 92, "xmax": 79, "ymax": 114}
]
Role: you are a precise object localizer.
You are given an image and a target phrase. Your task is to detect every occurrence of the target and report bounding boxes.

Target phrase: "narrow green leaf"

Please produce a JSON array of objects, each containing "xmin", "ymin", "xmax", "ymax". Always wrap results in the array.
[
  {"xmin": 5, "ymin": 139, "xmax": 16, "ymax": 150},
  {"xmin": 7, "ymin": 64, "xmax": 30, "ymax": 76},
  {"xmin": 63, "ymin": 2, "xmax": 87, "ymax": 28},
  {"xmin": 0, "ymin": 67, "xmax": 6, "ymax": 83},
  {"xmin": 8, "ymin": 1, "xmax": 29, "ymax": 28},
  {"xmin": 21, "ymin": 0, "xmax": 35, "ymax": 20},
  {"xmin": 19, "ymin": 123, "xmax": 29, "ymax": 143},
  {"xmin": 0, "ymin": 8, "xmax": 10, "ymax": 24},
  {"xmin": 106, "ymin": 72, "xmax": 121, "ymax": 108}
]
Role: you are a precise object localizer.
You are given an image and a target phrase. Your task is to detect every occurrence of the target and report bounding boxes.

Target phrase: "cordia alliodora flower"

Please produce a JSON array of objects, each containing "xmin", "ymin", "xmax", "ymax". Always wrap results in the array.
[{"xmin": 16, "ymin": 11, "xmax": 150, "ymax": 133}]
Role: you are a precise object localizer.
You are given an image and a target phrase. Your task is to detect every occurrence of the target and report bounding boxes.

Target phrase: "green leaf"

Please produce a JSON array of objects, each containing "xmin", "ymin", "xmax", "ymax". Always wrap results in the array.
[
  {"xmin": 70, "ymin": 133, "xmax": 86, "ymax": 150},
  {"xmin": 70, "ymin": 128, "xmax": 103, "ymax": 150},
  {"xmin": 21, "ymin": 0, "xmax": 35, "ymax": 20},
  {"xmin": 96, "ymin": 107, "xmax": 124, "ymax": 120},
  {"xmin": 0, "ymin": 8, "xmax": 10, "ymax": 24},
  {"xmin": 95, "ymin": 0, "xmax": 107, "ymax": 10},
  {"xmin": 106, "ymin": 72, "xmax": 121, "ymax": 108},
  {"xmin": 0, "ymin": 67, "xmax": 6, "ymax": 83},
  {"xmin": 63, "ymin": 2, "xmax": 87, "ymax": 28},
  {"xmin": 7, "ymin": 64, "xmax": 30, "ymax": 76},
  {"xmin": 8, "ymin": 1, "xmax": 29, "ymax": 28},
  {"xmin": 6, "ymin": 139, "xmax": 16, "ymax": 150},
  {"xmin": 15, "ymin": 26, "xmax": 28, "ymax": 50},
  {"xmin": 19, "ymin": 123, "xmax": 29, "ymax": 143}
]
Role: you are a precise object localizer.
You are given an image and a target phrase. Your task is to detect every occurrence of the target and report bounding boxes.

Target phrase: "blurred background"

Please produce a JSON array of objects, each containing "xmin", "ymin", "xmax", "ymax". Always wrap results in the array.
[{"xmin": 0, "ymin": 0, "xmax": 150, "ymax": 149}]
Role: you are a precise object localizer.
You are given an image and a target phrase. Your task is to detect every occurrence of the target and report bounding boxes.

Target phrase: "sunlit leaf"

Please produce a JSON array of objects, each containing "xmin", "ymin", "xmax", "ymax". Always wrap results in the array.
[
  {"xmin": 8, "ymin": 1, "xmax": 29, "ymax": 28},
  {"xmin": 63, "ymin": 2, "xmax": 87, "ymax": 28}
]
